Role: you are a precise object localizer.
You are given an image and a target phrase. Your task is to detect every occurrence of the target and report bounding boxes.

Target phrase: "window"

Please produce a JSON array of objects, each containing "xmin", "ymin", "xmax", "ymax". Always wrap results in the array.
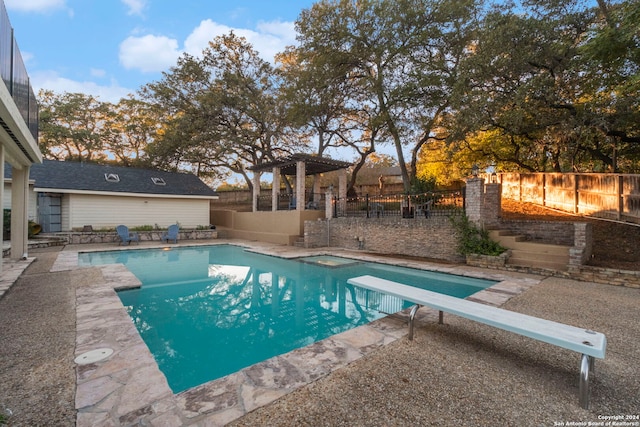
[
  {"xmin": 151, "ymin": 177, "xmax": 166, "ymax": 185},
  {"xmin": 104, "ymin": 173, "xmax": 120, "ymax": 182}
]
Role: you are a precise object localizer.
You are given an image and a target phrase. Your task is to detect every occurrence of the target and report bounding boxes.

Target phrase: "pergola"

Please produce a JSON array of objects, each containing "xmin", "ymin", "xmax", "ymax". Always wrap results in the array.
[{"xmin": 248, "ymin": 154, "xmax": 352, "ymax": 212}]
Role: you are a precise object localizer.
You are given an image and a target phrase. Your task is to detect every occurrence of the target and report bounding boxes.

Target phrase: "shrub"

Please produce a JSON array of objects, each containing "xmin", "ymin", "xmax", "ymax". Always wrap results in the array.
[{"xmin": 450, "ymin": 215, "xmax": 506, "ymax": 256}]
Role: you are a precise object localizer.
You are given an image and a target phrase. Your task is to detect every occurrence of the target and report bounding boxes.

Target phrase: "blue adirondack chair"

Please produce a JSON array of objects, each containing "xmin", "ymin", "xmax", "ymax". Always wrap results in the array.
[
  {"xmin": 116, "ymin": 225, "xmax": 139, "ymax": 246},
  {"xmin": 162, "ymin": 224, "xmax": 179, "ymax": 243}
]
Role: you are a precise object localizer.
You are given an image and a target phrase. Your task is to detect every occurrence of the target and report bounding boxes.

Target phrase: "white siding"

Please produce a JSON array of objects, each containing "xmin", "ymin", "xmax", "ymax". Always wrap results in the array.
[
  {"xmin": 61, "ymin": 194, "xmax": 70, "ymax": 231},
  {"xmin": 3, "ymin": 182, "xmax": 38, "ymax": 221},
  {"xmin": 66, "ymin": 194, "xmax": 210, "ymax": 230}
]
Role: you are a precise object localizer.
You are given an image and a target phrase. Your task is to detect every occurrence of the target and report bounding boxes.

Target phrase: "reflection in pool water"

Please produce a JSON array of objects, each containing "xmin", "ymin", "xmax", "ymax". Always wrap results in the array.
[{"xmin": 79, "ymin": 245, "xmax": 495, "ymax": 393}]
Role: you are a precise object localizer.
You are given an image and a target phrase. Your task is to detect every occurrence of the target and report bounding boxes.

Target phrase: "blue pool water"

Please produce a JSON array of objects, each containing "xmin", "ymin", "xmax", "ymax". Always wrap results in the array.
[{"xmin": 78, "ymin": 245, "xmax": 496, "ymax": 393}]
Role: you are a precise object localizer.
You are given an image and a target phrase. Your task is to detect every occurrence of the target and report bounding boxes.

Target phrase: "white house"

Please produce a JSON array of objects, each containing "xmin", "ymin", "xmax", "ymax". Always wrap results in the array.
[
  {"xmin": 5, "ymin": 160, "xmax": 218, "ymax": 232},
  {"xmin": 0, "ymin": 0, "xmax": 43, "ymax": 268}
]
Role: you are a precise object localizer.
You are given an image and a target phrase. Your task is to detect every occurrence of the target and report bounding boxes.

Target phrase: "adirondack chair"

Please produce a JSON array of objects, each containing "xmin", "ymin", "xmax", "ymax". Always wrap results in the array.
[
  {"xmin": 162, "ymin": 224, "xmax": 179, "ymax": 243},
  {"xmin": 116, "ymin": 225, "xmax": 139, "ymax": 246}
]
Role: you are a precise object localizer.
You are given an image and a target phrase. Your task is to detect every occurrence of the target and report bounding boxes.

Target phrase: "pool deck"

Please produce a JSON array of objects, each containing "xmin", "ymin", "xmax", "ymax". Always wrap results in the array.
[
  {"xmin": 42, "ymin": 239, "xmax": 539, "ymax": 426},
  {"xmin": 3, "ymin": 239, "xmax": 637, "ymax": 426}
]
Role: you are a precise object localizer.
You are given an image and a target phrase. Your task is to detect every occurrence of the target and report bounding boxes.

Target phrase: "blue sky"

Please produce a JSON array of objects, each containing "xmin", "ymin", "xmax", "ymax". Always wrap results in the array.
[{"xmin": 6, "ymin": 0, "xmax": 316, "ymax": 102}]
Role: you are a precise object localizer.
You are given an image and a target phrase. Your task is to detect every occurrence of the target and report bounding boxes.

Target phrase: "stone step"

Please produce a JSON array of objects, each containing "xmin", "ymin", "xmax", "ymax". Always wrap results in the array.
[
  {"xmin": 490, "ymin": 231, "xmax": 570, "ymax": 255},
  {"xmin": 489, "ymin": 229, "xmax": 571, "ymax": 271},
  {"xmin": 506, "ymin": 256, "xmax": 569, "ymax": 271},
  {"xmin": 293, "ymin": 237, "xmax": 305, "ymax": 248}
]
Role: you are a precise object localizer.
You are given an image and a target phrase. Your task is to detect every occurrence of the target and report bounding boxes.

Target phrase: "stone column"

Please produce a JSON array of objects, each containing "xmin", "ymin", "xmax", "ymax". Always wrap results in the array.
[
  {"xmin": 338, "ymin": 169, "xmax": 347, "ymax": 215},
  {"xmin": 10, "ymin": 165, "xmax": 30, "ymax": 260},
  {"xmin": 483, "ymin": 183, "xmax": 502, "ymax": 228},
  {"xmin": 296, "ymin": 161, "xmax": 305, "ymax": 210},
  {"xmin": 465, "ymin": 177, "xmax": 484, "ymax": 227},
  {"xmin": 252, "ymin": 171, "xmax": 261, "ymax": 212},
  {"xmin": 272, "ymin": 167, "xmax": 280, "ymax": 211},
  {"xmin": 325, "ymin": 187, "xmax": 334, "ymax": 219}
]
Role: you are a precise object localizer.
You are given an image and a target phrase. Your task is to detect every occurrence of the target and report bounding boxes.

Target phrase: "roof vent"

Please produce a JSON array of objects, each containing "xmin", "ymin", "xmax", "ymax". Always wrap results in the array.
[
  {"xmin": 151, "ymin": 177, "xmax": 166, "ymax": 185},
  {"xmin": 104, "ymin": 173, "xmax": 120, "ymax": 183}
]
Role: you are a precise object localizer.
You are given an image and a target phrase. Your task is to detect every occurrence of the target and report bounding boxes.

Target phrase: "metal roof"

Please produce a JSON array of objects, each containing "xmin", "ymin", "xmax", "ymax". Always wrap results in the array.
[{"xmin": 248, "ymin": 154, "xmax": 352, "ymax": 176}]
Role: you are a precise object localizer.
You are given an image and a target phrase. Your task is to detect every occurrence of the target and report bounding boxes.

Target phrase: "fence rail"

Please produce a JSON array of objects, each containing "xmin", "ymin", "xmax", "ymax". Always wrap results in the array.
[
  {"xmin": 498, "ymin": 172, "xmax": 640, "ymax": 224},
  {"xmin": 256, "ymin": 193, "xmax": 327, "ymax": 211},
  {"xmin": 335, "ymin": 191, "xmax": 465, "ymax": 219}
]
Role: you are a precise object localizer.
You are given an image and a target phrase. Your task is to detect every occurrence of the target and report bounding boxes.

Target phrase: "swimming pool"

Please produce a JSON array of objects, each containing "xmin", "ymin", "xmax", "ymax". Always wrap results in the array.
[{"xmin": 79, "ymin": 245, "xmax": 496, "ymax": 393}]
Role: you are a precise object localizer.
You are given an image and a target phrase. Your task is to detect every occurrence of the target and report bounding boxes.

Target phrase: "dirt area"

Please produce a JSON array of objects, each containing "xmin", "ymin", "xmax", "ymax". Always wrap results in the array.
[{"xmin": 501, "ymin": 199, "xmax": 640, "ymax": 271}]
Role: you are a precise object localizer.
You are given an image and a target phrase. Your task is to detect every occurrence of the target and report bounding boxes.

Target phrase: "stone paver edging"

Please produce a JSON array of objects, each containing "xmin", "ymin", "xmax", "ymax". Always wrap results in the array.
[{"xmin": 64, "ymin": 242, "xmax": 542, "ymax": 426}]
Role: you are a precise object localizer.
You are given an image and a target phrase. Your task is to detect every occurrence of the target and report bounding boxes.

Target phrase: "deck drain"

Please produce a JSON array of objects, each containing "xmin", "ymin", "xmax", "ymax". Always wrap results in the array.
[{"xmin": 74, "ymin": 348, "xmax": 114, "ymax": 365}]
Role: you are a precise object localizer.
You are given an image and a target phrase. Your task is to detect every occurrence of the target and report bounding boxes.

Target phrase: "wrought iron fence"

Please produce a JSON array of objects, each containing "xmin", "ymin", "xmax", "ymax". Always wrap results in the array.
[
  {"xmin": 334, "ymin": 190, "xmax": 465, "ymax": 218},
  {"xmin": 255, "ymin": 190, "xmax": 464, "ymax": 218},
  {"xmin": 256, "ymin": 193, "xmax": 327, "ymax": 211}
]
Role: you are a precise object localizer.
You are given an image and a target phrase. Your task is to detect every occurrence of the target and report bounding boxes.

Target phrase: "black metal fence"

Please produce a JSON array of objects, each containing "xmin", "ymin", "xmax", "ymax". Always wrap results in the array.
[
  {"xmin": 256, "ymin": 189, "xmax": 465, "ymax": 218},
  {"xmin": 0, "ymin": 1, "xmax": 38, "ymax": 141},
  {"xmin": 335, "ymin": 190, "xmax": 465, "ymax": 219},
  {"xmin": 256, "ymin": 193, "xmax": 328, "ymax": 211}
]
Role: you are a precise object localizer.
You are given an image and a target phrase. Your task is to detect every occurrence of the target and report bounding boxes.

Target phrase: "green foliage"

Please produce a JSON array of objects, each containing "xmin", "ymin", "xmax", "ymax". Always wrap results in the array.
[
  {"xmin": 2, "ymin": 210, "xmax": 41, "ymax": 238},
  {"xmin": 409, "ymin": 176, "xmax": 437, "ymax": 194},
  {"xmin": 130, "ymin": 225, "xmax": 154, "ymax": 231},
  {"xmin": 450, "ymin": 215, "xmax": 506, "ymax": 256},
  {"xmin": 35, "ymin": 0, "xmax": 640, "ymax": 183}
]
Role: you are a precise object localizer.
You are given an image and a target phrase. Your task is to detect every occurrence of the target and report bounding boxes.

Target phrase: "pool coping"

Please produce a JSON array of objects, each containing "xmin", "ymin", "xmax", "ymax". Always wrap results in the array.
[{"xmin": 57, "ymin": 240, "xmax": 543, "ymax": 426}]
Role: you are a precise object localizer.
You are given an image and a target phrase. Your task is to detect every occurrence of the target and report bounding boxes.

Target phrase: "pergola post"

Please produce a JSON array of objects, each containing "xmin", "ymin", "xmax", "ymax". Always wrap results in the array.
[
  {"xmin": 272, "ymin": 167, "xmax": 280, "ymax": 211},
  {"xmin": 296, "ymin": 160, "xmax": 305, "ymax": 211},
  {"xmin": 252, "ymin": 171, "xmax": 261, "ymax": 212},
  {"xmin": 312, "ymin": 175, "xmax": 321, "ymax": 203}
]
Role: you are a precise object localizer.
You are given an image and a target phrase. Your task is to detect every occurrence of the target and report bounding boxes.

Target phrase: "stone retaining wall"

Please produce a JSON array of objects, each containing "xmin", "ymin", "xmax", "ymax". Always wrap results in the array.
[
  {"xmin": 44, "ymin": 230, "xmax": 218, "ymax": 245},
  {"xmin": 304, "ymin": 216, "xmax": 464, "ymax": 263}
]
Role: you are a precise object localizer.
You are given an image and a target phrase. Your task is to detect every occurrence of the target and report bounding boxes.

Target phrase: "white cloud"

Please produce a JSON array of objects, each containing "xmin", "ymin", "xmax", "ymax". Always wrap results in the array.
[
  {"xmin": 121, "ymin": 0, "xmax": 147, "ymax": 17},
  {"xmin": 4, "ymin": 0, "xmax": 66, "ymax": 12},
  {"xmin": 184, "ymin": 19, "xmax": 297, "ymax": 62},
  {"xmin": 119, "ymin": 34, "xmax": 180, "ymax": 73},
  {"xmin": 119, "ymin": 18, "xmax": 298, "ymax": 74},
  {"xmin": 30, "ymin": 71, "xmax": 133, "ymax": 103},
  {"xmin": 90, "ymin": 68, "xmax": 106, "ymax": 78}
]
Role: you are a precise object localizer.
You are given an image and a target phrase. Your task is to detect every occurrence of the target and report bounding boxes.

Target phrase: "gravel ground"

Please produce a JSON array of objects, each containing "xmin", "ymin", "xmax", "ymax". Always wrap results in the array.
[
  {"xmin": 0, "ymin": 247, "xmax": 101, "ymax": 427},
  {"xmin": 1, "ymin": 246, "xmax": 639, "ymax": 426},
  {"xmin": 228, "ymin": 277, "xmax": 640, "ymax": 427}
]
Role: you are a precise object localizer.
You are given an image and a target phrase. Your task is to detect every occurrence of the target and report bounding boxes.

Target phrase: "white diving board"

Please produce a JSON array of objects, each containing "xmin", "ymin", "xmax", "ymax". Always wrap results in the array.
[{"xmin": 347, "ymin": 275, "xmax": 607, "ymax": 409}]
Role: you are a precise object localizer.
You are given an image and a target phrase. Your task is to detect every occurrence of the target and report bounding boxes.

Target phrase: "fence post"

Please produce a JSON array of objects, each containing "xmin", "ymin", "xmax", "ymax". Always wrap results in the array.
[
  {"xmin": 617, "ymin": 175, "xmax": 623, "ymax": 220},
  {"xmin": 573, "ymin": 174, "xmax": 579, "ymax": 214},
  {"xmin": 365, "ymin": 194, "xmax": 370, "ymax": 219},
  {"xmin": 542, "ymin": 173, "xmax": 547, "ymax": 207}
]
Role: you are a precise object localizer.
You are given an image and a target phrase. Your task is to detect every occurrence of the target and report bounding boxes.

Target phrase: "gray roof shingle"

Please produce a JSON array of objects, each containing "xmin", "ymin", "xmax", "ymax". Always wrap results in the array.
[{"xmin": 5, "ymin": 160, "xmax": 218, "ymax": 198}]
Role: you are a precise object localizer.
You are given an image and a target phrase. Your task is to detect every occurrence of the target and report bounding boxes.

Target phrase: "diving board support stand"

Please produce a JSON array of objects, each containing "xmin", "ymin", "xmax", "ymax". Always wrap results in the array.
[{"xmin": 347, "ymin": 275, "xmax": 606, "ymax": 410}]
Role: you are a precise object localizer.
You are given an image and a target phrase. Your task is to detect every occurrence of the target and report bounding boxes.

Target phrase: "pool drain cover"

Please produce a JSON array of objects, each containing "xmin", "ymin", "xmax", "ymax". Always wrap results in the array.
[{"xmin": 74, "ymin": 348, "xmax": 114, "ymax": 365}]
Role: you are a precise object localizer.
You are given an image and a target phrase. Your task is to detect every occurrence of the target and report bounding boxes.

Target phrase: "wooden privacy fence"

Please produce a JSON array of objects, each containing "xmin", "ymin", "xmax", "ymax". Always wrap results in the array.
[{"xmin": 498, "ymin": 172, "xmax": 640, "ymax": 224}]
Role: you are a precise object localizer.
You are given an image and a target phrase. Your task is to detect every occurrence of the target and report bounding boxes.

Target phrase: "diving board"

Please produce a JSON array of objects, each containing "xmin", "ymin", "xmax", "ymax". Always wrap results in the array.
[{"xmin": 347, "ymin": 275, "xmax": 606, "ymax": 409}]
